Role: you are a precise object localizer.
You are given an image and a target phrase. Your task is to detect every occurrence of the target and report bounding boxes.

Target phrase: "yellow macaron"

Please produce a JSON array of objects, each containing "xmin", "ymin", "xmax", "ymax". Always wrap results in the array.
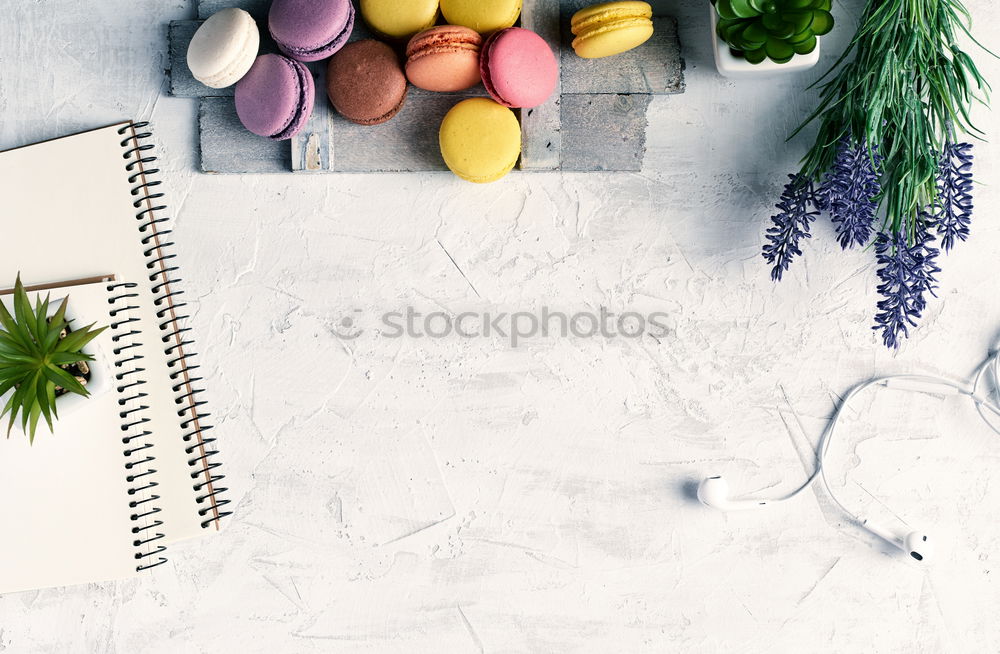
[
  {"xmin": 439, "ymin": 98, "xmax": 521, "ymax": 183},
  {"xmin": 360, "ymin": 0, "xmax": 440, "ymax": 40},
  {"xmin": 440, "ymin": 0, "xmax": 522, "ymax": 34},
  {"xmin": 571, "ymin": 1, "xmax": 654, "ymax": 59}
]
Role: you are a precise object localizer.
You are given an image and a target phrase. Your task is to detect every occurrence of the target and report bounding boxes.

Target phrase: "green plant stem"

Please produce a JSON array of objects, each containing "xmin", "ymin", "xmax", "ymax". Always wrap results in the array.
[{"xmin": 792, "ymin": 0, "xmax": 990, "ymax": 241}]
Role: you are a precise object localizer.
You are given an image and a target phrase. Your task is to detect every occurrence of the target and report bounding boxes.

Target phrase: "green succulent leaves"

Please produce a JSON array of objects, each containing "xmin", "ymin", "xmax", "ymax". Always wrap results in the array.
[
  {"xmin": 716, "ymin": 0, "xmax": 834, "ymax": 65},
  {"xmin": 0, "ymin": 275, "xmax": 106, "ymax": 442}
]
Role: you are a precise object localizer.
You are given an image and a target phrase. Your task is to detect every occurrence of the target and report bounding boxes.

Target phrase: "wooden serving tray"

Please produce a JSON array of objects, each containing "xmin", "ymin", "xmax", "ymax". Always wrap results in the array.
[{"xmin": 167, "ymin": 0, "xmax": 685, "ymax": 173}]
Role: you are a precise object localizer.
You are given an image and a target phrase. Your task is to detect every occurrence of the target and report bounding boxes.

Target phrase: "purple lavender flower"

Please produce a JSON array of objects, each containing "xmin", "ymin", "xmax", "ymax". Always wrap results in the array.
[
  {"xmin": 932, "ymin": 142, "xmax": 974, "ymax": 251},
  {"xmin": 872, "ymin": 222, "xmax": 940, "ymax": 349},
  {"xmin": 762, "ymin": 174, "xmax": 821, "ymax": 282},
  {"xmin": 819, "ymin": 138, "xmax": 882, "ymax": 249},
  {"xmin": 913, "ymin": 217, "xmax": 941, "ymax": 313}
]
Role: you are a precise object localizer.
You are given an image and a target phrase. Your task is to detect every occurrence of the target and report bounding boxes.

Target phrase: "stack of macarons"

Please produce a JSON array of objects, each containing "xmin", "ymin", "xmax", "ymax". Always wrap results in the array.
[
  {"xmin": 186, "ymin": 0, "xmax": 655, "ymax": 181},
  {"xmin": 186, "ymin": 0, "xmax": 358, "ymax": 141},
  {"xmin": 354, "ymin": 0, "xmax": 559, "ymax": 183}
]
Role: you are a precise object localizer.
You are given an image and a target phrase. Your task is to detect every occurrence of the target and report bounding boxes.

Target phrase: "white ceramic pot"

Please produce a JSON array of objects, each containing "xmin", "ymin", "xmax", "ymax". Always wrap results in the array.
[
  {"xmin": 0, "ymin": 296, "xmax": 112, "ymax": 435},
  {"xmin": 711, "ymin": 6, "xmax": 820, "ymax": 78}
]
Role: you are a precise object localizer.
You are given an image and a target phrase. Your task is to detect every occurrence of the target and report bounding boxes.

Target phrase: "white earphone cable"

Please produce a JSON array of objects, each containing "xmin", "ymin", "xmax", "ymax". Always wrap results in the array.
[
  {"xmin": 972, "ymin": 352, "xmax": 1000, "ymax": 436},
  {"xmin": 762, "ymin": 350, "xmax": 1000, "ymax": 520}
]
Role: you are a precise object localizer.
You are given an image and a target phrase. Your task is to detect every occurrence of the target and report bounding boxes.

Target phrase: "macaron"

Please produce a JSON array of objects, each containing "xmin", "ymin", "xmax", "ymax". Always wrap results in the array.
[
  {"xmin": 187, "ymin": 8, "xmax": 260, "ymax": 89},
  {"xmin": 405, "ymin": 26, "xmax": 483, "ymax": 92},
  {"xmin": 440, "ymin": 0, "xmax": 522, "ymax": 34},
  {"xmin": 480, "ymin": 28, "xmax": 558, "ymax": 109},
  {"xmin": 269, "ymin": 0, "xmax": 355, "ymax": 62},
  {"xmin": 439, "ymin": 98, "xmax": 521, "ymax": 183},
  {"xmin": 327, "ymin": 40, "xmax": 408, "ymax": 125},
  {"xmin": 571, "ymin": 1, "xmax": 655, "ymax": 59},
  {"xmin": 360, "ymin": 0, "xmax": 439, "ymax": 40},
  {"xmin": 235, "ymin": 54, "xmax": 315, "ymax": 140}
]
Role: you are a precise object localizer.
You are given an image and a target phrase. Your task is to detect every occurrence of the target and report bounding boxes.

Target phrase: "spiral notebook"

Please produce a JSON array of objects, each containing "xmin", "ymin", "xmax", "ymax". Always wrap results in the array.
[{"xmin": 0, "ymin": 122, "xmax": 230, "ymax": 594}]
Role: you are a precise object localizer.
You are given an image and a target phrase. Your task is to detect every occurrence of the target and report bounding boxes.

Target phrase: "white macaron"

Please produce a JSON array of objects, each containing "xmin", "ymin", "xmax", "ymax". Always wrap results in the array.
[{"xmin": 187, "ymin": 8, "xmax": 260, "ymax": 89}]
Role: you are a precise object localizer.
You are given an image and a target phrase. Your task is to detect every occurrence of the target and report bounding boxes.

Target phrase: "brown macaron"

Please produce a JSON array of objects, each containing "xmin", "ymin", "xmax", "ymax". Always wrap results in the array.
[{"xmin": 327, "ymin": 39, "xmax": 408, "ymax": 125}]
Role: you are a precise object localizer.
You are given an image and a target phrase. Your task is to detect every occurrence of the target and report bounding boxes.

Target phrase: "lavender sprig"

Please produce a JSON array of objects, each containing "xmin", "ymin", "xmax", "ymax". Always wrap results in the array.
[
  {"xmin": 819, "ymin": 138, "xmax": 881, "ymax": 249},
  {"xmin": 762, "ymin": 175, "xmax": 821, "ymax": 282},
  {"xmin": 932, "ymin": 142, "xmax": 974, "ymax": 251},
  {"xmin": 912, "ymin": 218, "xmax": 941, "ymax": 314},
  {"xmin": 872, "ymin": 223, "xmax": 940, "ymax": 349}
]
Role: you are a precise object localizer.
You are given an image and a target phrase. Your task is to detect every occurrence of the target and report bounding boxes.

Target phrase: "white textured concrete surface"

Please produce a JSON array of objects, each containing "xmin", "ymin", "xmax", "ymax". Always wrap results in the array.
[{"xmin": 3, "ymin": 1, "xmax": 1000, "ymax": 652}]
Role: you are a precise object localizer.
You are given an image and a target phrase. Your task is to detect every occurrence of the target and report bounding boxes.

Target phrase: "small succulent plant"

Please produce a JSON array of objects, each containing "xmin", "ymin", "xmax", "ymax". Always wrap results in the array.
[
  {"xmin": 714, "ymin": 0, "xmax": 834, "ymax": 65},
  {"xmin": 0, "ymin": 276, "xmax": 106, "ymax": 442}
]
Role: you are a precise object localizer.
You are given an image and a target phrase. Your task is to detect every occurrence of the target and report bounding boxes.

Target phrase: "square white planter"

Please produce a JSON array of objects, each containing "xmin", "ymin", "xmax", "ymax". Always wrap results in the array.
[
  {"xmin": 710, "ymin": 6, "xmax": 820, "ymax": 78},
  {"xmin": 0, "ymin": 295, "xmax": 112, "ymax": 436}
]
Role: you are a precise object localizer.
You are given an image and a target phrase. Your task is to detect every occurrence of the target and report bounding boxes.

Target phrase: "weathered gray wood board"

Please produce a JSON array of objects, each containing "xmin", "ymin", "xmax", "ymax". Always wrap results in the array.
[
  {"xmin": 520, "ymin": 0, "xmax": 561, "ymax": 170},
  {"xmin": 199, "ymin": 97, "xmax": 289, "ymax": 173},
  {"xmin": 331, "ymin": 95, "xmax": 470, "ymax": 172},
  {"xmin": 168, "ymin": 21, "xmax": 206, "ymax": 97},
  {"xmin": 167, "ymin": 0, "xmax": 685, "ymax": 174},
  {"xmin": 290, "ymin": 63, "xmax": 332, "ymax": 172},
  {"xmin": 199, "ymin": 0, "xmax": 269, "ymax": 18},
  {"xmin": 560, "ymin": 94, "xmax": 652, "ymax": 171}
]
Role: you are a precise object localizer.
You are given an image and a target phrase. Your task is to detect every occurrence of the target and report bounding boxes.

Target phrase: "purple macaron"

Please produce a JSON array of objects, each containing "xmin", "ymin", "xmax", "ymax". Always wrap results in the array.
[
  {"xmin": 235, "ymin": 54, "xmax": 314, "ymax": 140},
  {"xmin": 269, "ymin": 0, "xmax": 355, "ymax": 62}
]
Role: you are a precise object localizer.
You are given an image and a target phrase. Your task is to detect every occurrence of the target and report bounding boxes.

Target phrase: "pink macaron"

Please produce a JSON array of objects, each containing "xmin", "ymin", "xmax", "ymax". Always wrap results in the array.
[
  {"xmin": 235, "ymin": 54, "xmax": 315, "ymax": 140},
  {"xmin": 480, "ymin": 27, "xmax": 558, "ymax": 109}
]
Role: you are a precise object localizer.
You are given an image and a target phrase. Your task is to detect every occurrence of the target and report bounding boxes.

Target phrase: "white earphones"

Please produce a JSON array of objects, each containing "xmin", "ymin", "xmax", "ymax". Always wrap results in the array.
[
  {"xmin": 860, "ymin": 520, "xmax": 934, "ymax": 562},
  {"xmin": 698, "ymin": 349, "xmax": 1000, "ymax": 563}
]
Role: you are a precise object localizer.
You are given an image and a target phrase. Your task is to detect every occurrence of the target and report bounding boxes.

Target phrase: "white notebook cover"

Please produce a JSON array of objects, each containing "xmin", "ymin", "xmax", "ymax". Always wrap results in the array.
[{"xmin": 0, "ymin": 123, "xmax": 228, "ymax": 593}]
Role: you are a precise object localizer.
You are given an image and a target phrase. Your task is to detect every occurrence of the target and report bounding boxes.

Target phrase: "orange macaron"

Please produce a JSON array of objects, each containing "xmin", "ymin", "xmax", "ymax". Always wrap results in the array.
[{"xmin": 405, "ymin": 26, "xmax": 483, "ymax": 92}]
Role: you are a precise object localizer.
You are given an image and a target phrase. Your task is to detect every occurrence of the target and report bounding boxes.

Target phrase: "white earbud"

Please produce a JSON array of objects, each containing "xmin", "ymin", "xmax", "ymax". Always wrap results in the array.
[
  {"xmin": 696, "ymin": 351, "xmax": 1000, "ymax": 563},
  {"xmin": 904, "ymin": 531, "xmax": 934, "ymax": 562},
  {"xmin": 862, "ymin": 519, "xmax": 933, "ymax": 562},
  {"xmin": 697, "ymin": 476, "xmax": 769, "ymax": 511}
]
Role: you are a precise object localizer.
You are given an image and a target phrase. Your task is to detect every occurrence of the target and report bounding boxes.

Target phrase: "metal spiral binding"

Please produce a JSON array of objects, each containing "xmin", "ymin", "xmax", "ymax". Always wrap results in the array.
[
  {"xmin": 118, "ymin": 122, "xmax": 232, "ymax": 529},
  {"xmin": 108, "ymin": 281, "xmax": 167, "ymax": 571}
]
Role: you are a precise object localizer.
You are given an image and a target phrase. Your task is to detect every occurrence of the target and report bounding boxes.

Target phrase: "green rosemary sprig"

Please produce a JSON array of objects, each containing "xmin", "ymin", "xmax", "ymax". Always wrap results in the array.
[{"xmin": 791, "ymin": 0, "xmax": 991, "ymax": 241}]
